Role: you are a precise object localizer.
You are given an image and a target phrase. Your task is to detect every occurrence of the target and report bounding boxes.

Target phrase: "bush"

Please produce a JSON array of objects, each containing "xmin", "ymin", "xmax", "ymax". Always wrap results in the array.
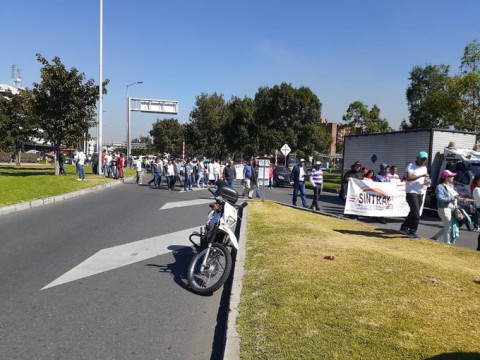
[{"xmin": 0, "ymin": 152, "xmax": 42, "ymax": 163}]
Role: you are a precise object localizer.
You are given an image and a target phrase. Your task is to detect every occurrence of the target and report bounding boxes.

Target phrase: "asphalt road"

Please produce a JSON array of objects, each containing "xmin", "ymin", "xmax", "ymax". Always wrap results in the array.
[
  {"xmin": 1, "ymin": 177, "xmax": 478, "ymax": 360},
  {"xmin": 0, "ymin": 176, "xmax": 236, "ymax": 360}
]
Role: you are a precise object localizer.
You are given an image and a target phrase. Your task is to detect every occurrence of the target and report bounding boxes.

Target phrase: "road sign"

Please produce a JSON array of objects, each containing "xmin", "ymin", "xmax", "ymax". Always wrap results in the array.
[
  {"xmin": 280, "ymin": 143, "xmax": 291, "ymax": 156},
  {"xmin": 258, "ymin": 159, "xmax": 270, "ymax": 169},
  {"xmin": 258, "ymin": 159, "xmax": 270, "ymax": 180}
]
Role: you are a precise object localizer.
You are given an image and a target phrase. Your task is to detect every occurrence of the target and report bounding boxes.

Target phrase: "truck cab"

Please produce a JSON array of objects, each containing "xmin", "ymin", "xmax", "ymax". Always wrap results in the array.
[{"xmin": 435, "ymin": 148, "xmax": 480, "ymax": 211}]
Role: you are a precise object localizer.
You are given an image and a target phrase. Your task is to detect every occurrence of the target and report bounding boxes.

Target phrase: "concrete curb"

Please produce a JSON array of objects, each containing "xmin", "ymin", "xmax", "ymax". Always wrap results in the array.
[
  {"xmin": 0, "ymin": 177, "xmax": 134, "ymax": 217},
  {"xmin": 223, "ymin": 206, "xmax": 248, "ymax": 360}
]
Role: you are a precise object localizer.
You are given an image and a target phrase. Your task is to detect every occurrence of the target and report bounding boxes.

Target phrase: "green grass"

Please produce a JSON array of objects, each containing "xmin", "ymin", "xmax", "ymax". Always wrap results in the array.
[
  {"xmin": 322, "ymin": 169, "xmax": 341, "ymax": 190},
  {"xmin": 305, "ymin": 169, "xmax": 341, "ymax": 190},
  {"xmin": 0, "ymin": 165, "xmax": 135, "ymax": 206},
  {"xmin": 238, "ymin": 202, "xmax": 480, "ymax": 360}
]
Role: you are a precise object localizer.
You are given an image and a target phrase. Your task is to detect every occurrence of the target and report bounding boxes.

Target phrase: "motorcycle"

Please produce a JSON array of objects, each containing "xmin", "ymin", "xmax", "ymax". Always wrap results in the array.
[{"xmin": 187, "ymin": 183, "xmax": 247, "ymax": 294}]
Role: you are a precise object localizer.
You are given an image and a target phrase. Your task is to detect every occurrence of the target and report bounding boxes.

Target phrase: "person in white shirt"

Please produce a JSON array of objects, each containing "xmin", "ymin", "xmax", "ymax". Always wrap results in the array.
[
  {"xmin": 290, "ymin": 158, "xmax": 308, "ymax": 207},
  {"xmin": 388, "ymin": 165, "xmax": 401, "ymax": 182},
  {"xmin": 208, "ymin": 161, "xmax": 215, "ymax": 185},
  {"xmin": 74, "ymin": 147, "xmax": 86, "ymax": 181},
  {"xmin": 164, "ymin": 159, "xmax": 177, "ymax": 190},
  {"xmin": 135, "ymin": 158, "xmax": 143, "ymax": 184},
  {"xmin": 197, "ymin": 160, "xmax": 205, "ymax": 188},
  {"xmin": 472, "ymin": 174, "xmax": 480, "ymax": 250},
  {"xmin": 213, "ymin": 160, "xmax": 221, "ymax": 184},
  {"xmin": 400, "ymin": 151, "xmax": 430, "ymax": 238},
  {"xmin": 105, "ymin": 152, "xmax": 113, "ymax": 178}
]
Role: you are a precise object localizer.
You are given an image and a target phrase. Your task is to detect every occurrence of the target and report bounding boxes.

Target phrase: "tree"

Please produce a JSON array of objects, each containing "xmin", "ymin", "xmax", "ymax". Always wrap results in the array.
[
  {"xmin": 149, "ymin": 118, "xmax": 184, "ymax": 156},
  {"xmin": 343, "ymin": 101, "xmax": 392, "ymax": 134},
  {"xmin": 447, "ymin": 40, "xmax": 480, "ymax": 132},
  {"xmin": 406, "ymin": 64, "xmax": 450, "ymax": 129},
  {"xmin": 0, "ymin": 88, "xmax": 38, "ymax": 165},
  {"xmin": 254, "ymin": 83, "xmax": 329, "ymax": 158},
  {"xmin": 342, "ymin": 101, "xmax": 369, "ymax": 130},
  {"xmin": 224, "ymin": 96, "xmax": 257, "ymax": 159},
  {"xmin": 364, "ymin": 105, "xmax": 392, "ymax": 133},
  {"xmin": 186, "ymin": 93, "xmax": 229, "ymax": 159},
  {"xmin": 32, "ymin": 54, "xmax": 109, "ymax": 174}
]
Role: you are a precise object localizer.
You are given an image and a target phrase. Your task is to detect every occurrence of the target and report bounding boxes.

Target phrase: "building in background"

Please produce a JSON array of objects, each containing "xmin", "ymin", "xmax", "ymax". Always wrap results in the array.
[
  {"xmin": 321, "ymin": 118, "xmax": 347, "ymax": 154},
  {"xmin": 0, "ymin": 83, "xmax": 19, "ymax": 98}
]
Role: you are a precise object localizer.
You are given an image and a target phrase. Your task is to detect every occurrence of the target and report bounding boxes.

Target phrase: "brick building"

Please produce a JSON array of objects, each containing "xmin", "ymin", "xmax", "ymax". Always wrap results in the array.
[{"xmin": 321, "ymin": 118, "xmax": 347, "ymax": 154}]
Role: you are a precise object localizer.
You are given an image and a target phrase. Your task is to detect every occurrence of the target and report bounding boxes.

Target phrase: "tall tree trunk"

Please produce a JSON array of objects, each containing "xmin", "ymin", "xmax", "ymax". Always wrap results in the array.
[
  {"xmin": 15, "ymin": 149, "xmax": 21, "ymax": 166},
  {"xmin": 54, "ymin": 146, "xmax": 60, "ymax": 175}
]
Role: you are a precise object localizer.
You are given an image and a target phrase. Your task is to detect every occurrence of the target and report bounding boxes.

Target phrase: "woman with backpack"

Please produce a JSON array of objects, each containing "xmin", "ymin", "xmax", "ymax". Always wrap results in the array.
[{"xmin": 431, "ymin": 170, "xmax": 459, "ymax": 244}]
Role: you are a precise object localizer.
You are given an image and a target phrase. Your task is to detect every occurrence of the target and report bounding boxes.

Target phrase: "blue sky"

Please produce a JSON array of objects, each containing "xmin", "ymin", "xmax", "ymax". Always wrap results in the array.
[{"xmin": 1, "ymin": 0, "xmax": 479, "ymax": 142}]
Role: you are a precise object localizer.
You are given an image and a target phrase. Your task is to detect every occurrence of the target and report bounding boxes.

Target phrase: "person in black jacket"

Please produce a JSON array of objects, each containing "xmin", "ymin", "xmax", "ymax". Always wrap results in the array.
[
  {"xmin": 58, "ymin": 152, "xmax": 67, "ymax": 176},
  {"xmin": 339, "ymin": 161, "xmax": 363, "ymax": 201},
  {"xmin": 290, "ymin": 158, "xmax": 308, "ymax": 207},
  {"xmin": 223, "ymin": 160, "xmax": 236, "ymax": 189}
]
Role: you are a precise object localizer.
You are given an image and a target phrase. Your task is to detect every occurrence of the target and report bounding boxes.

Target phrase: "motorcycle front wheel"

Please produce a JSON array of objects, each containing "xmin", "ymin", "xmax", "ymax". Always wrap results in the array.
[{"xmin": 187, "ymin": 243, "xmax": 232, "ymax": 294}]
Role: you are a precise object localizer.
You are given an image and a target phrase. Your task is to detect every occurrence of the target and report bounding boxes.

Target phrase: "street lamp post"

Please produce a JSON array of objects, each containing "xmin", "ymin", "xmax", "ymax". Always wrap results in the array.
[
  {"xmin": 98, "ymin": 0, "xmax": 103, "ymax": 175},
  {"xmin": 126, "ymin": 81, "xmax": 143, "ymax": 162}
]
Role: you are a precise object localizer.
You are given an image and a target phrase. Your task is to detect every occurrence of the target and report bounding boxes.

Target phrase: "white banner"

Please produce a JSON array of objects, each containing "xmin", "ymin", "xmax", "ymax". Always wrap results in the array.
[{"xmin": 344, "ymin": 178, "xmax": 411, "ymax": 217}]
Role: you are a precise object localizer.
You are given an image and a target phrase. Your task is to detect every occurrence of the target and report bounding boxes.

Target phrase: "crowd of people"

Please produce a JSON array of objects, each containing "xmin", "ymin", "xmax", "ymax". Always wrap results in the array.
[
  {"xmin": 133, "ymin": 157, "xmax": 224, "ymax": 190},
  {"xmin": 340, "ymin": 149, "xmax": 479, "ymax": 250},
  {"xmin": 339, "ymin": 152, "xmax": 433, "ymax": 237},
  {"xmin": 131, "ymin": 157, "xmax": 273, "ymax": 197},
  {"xmin": 66, "ymin": 145, "xmax": 478, "ymax": 249}
]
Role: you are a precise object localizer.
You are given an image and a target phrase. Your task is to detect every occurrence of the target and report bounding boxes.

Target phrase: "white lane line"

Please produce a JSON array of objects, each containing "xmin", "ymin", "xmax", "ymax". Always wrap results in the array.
[
  {"xmin": 159, "ymin": 198, "xmax": 213, "ymax": 210},
  {"xmin": 41, "ymin": 226, "xmax": 201, "ymax": 290}
]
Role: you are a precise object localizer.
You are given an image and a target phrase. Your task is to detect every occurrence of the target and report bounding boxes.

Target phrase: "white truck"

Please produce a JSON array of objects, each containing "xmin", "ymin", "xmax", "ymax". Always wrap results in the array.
[{"xmin": 342, "ymin": 129, "xmax": 479, "ymax": 210}]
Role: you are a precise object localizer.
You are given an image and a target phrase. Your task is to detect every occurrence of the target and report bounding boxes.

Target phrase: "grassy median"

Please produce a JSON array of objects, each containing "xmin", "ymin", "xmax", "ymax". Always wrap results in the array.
[
  {"xmin": 238, "ymin": 201, "xmax": 480, "ymax": 360},
  {"xmin": 0, "ymin": 165, "xmax": 135, "ymax": 206}
]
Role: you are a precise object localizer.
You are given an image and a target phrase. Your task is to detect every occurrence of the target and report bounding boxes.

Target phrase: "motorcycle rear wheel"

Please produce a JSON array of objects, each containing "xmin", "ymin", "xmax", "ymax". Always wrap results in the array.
[{"xmin": 187, "ymin": 243, "xmax": 232, "ymax": 294}]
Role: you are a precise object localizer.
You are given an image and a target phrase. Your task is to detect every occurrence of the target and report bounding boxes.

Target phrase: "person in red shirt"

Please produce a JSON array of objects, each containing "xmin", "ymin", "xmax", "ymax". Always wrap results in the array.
[
  {"xmin": 268, "ymin": 163, "xmax": 274, "ymax": 189},
  {"xmin": 116, "ymin": 153, "xmax": 124, "ymax": 182}
]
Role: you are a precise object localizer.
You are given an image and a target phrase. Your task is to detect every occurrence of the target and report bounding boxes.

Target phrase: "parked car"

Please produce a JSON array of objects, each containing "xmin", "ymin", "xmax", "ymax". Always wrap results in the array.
[{"xmin": 272, "ymin": 166, "xmax": 292, "ymax": 187}]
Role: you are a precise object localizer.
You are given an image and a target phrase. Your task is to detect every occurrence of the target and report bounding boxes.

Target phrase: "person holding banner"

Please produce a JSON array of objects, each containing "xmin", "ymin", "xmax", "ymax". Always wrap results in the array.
[
  {"xmin": 399, "ymin": 151, "xmax": 430, "ymax": 239},
  {"xmin": 431, "ymin": 170, "xmax": 459, "ymax": 244},
  {"xmin": 389, "ymin": 165, "xmax": 401, "ymax": 182},
  {"xmin": 374, "ymin": 163, "xmax": 390, "ymax": 224},
  {"xmin": 340, "ymin": 161, "xmax": 363, "ymax": 201},
  {"xmin": 374, "ymin": 163, "xmax": 390, "ymax": 182}
]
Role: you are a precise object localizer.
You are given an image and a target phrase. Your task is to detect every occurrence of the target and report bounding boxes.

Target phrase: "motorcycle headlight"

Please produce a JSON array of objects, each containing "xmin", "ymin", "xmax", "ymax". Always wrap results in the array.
[
  {"xmin": 226, "ymin": 216, "xmax": 236, "ymax": 227},
  {"xmin": 206, "ymin": 211, "xmax": 215, "ymax": 228}
]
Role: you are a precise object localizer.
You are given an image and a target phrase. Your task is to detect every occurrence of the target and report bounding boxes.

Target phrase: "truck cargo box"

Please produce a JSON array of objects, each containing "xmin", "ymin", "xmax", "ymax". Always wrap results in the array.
[{"xmin": 342, "ymin": 128, "xmax": 476, "ymax": 183}]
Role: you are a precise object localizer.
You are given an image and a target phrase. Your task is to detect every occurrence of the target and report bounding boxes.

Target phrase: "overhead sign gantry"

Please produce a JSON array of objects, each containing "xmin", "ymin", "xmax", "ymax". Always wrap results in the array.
[{"xmin": 127, "ymin": 97, "xmax": 179, "ymax": 160}]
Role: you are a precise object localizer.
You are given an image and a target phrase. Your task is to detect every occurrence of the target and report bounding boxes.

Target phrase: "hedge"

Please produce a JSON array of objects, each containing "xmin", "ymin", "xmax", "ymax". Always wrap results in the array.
[{"xmin": 0, "ymin": 152, "xmax": 43, "ymax": 163}]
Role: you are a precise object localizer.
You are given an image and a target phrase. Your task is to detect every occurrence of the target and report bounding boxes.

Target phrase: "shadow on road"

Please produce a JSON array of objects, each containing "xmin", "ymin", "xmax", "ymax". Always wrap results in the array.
[
  {"xmin": 146, "ymin": 246, "xmax": 194, "ymax": 292},
  {"xmin": 334, "ymin": 228, "xmax": 404, "ymax": 239},
  {"xmin": 0, "ymin": 166, "xmax": 54, "ymax": 176},
  {"xmin": 423, "ymin": 353, "xmax": 480, "ymax": 360},
  {"xmin": 146, "ymin": 244, "xmax": 231, "ymax": 360}
]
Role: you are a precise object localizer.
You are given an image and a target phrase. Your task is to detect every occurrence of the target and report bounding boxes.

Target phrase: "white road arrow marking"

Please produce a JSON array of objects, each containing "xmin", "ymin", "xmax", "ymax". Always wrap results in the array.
[
  {"xmin": 41, "ymin": 226, "xmax": 201, "ymax": 290},
  {"xmin": 159, "ymin": 198, "xmax": 213, "ymax": 210}
]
